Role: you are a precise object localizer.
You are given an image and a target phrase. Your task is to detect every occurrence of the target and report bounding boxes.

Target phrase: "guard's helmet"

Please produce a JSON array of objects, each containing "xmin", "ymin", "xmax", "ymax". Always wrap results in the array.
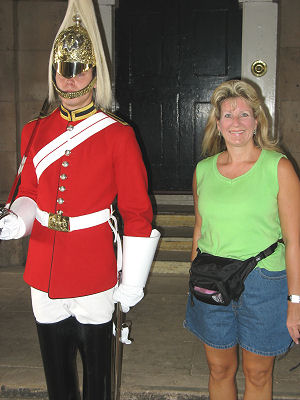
[
  {"xmin": 53, "ymin": 16, "xmax": 96, "ymax": 79},
  {"xmin": 48, "ymin": 0, "xmax": 112, "ymax": 110}
]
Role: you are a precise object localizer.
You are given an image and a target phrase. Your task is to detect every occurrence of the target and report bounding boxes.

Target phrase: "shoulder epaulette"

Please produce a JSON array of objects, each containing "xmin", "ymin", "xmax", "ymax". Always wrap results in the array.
[
  {"xmin": 101, "ymin": 109, "xmax": 129, "ymax": 126},
  {"xmin": 27, "ymin": 107, "xmax": 58, "ymax": 124}
]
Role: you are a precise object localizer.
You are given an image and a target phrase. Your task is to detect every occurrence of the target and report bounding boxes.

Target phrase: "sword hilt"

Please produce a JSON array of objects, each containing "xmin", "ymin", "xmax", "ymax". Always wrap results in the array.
[{"xmin": 0, "ymin": 207, "xmax": 17, "ymax": 237}]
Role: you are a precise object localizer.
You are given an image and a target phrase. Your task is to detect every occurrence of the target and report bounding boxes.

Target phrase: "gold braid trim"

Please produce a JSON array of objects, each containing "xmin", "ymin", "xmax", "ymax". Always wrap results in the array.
[
  {"xmin": 53, "ymin": 76, "xmax": 96, "ymax": 99},
  {"xmin": 101, "ymin": 109, "xmax": 128, "ymax": 126}
]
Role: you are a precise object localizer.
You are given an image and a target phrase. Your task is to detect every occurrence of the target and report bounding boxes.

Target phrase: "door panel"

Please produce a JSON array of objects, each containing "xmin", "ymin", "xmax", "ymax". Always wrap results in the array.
[{"xmin": 115, "ymin": 0, "xmax": 242, "ymax": 192}]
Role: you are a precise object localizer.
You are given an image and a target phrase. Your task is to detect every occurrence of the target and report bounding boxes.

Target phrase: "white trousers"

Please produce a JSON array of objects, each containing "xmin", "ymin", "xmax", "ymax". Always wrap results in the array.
[{"xmin": 31, "ymin": 287, "xmax": 115, "ymax": 324}]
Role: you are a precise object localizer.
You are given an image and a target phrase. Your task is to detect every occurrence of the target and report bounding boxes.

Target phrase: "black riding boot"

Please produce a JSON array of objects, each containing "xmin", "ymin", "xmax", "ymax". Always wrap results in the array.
[
  {"xmin": 77, "ymin": 320, "xmax": 113, "ymax": 400},
  {"xmin": 36, "ymin": 317, "xmax": 81, "ymax": 400}
]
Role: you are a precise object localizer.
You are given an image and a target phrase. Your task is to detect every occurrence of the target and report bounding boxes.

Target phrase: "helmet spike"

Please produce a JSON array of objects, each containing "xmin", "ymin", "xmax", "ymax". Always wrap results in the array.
[{"xmin": 73, "ymin": 14, "xmax": 81, "ymax": 25}]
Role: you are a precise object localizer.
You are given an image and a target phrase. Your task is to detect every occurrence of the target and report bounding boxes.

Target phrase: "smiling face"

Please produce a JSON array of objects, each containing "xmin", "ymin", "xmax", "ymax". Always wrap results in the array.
[{"xmin": 217, "ymin": 97, "xmax": 258, "ymax": 150}]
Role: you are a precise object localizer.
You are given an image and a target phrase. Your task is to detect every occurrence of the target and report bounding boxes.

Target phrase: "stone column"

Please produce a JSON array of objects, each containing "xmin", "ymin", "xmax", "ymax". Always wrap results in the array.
[
  {"xmin": 0, "ymin": 1, "xmax": 17, "ymax": 205},
  {"xmin": 97, "ymin": 0, "xmax": 115, "ymax": 61},
  {"xmin": 0, "ymin": 1, "xmax": 66, "ymax": 266},
  {"xmin": 0, "ymin": 1, "xmax": 24, "ymax": 266},
  {"xmin": 239, "ymin": 0, "xmax": 278, "ymax": 136},
  {"xmin": 277, "ymin": 0, "xmax": 300, "ymax": 169}
]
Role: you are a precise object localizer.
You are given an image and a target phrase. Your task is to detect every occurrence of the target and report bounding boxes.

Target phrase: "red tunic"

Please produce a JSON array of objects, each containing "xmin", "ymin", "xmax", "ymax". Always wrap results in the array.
[{"xmin": 17, "ymin": 104, "xmax": 153, "ymax": 298}]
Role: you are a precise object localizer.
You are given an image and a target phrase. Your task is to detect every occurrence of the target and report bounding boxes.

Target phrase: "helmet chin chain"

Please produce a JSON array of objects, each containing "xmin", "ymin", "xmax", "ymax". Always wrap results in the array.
[{"xmin": 53, "ymin": 76, "xmax": 97, "ymax": 99}]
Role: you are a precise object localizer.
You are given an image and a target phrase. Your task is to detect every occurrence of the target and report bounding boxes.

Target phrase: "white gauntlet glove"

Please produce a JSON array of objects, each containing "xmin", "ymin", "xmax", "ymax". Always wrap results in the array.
[
  {"xmin": 0, "ymin": 197, "xmax": 37, "ymax": 240},
  {"xmin": 112, "ymin": 284, "xmax": 144, "ymax": 313},
  {"xmin": 113, "ymin": 229, "xmax": 160, "ymax": 312}
]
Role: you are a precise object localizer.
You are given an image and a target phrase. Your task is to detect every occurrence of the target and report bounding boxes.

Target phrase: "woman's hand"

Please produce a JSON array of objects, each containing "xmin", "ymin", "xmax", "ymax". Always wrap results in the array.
[{"xmin": 287, "ymin": 302, "xmax": 300, "ymax": 344}]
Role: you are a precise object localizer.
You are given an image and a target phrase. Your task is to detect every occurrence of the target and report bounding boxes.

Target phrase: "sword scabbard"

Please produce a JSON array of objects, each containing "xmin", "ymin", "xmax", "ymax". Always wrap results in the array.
[{"xmin": 112, "ymin": 302, "xmax": 125, "ymax": 400}]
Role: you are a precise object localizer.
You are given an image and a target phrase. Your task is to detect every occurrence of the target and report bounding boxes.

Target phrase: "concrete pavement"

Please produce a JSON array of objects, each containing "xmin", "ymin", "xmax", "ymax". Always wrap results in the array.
[{"xmin": 0, "ymin": 266, "xmax": 300, "ymax": 399}]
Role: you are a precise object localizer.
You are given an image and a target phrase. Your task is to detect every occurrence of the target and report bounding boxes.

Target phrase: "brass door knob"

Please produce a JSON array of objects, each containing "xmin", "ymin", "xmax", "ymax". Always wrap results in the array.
[{"xmin": 251, "ymin": 60, "xmax": 267, "ymax": 77}]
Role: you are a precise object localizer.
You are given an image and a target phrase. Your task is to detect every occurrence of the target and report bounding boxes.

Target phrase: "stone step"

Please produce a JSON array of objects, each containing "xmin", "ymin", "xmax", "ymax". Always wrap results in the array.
[
  {"xmin": 154, "ymin": 214, "xmax": 194, "ymax": 228},
  {"xmin": 152, "ymin": 194, "xmax": 193, "ymax": 207},
  {"xmin": 155, "ymin": 203, "xmax": 194, "ymax": 215},
  {"xmin": 153, "ymin": 242, "xmax": 191, "ymax": 273},
  {"xmin": 151, "ymin": 260, "xmax": 190, "ymax": 275},
  {"xmin": 158, "ymin": 237, "xmax": 192, "ymax": 252},
  {"xmin": 155, "ymin": 249, "xmax": 190, "ymax": 262},
  {"xmin": 157, "ymin": 226, "xmax": 194, "ymax": 238},
  {"xmin": 153, "ymin": 206, "xmax": 194, "ymax": 274},
  {"xmin": 128, "ymin": 197, "xmax": 195, "ymax": 275}
]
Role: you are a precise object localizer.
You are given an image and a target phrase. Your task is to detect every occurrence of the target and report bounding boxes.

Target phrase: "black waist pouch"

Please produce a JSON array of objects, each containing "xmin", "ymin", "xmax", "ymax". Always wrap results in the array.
[{"xmin": 189, "ymin": 242, "xmax": 278, "ymax": 306}]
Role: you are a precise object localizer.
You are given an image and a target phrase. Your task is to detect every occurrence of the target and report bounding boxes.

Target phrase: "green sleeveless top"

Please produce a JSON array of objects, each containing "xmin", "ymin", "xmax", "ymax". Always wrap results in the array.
[{"xmin": 196, "ymin": 149, "xmax": 286, "ymax": 271}]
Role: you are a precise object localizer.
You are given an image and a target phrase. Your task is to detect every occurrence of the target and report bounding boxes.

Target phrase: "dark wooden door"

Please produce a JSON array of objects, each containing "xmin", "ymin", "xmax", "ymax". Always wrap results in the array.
[{"xmin": 115, "ymin": 0, "xmax": 242, "ymax": 192}]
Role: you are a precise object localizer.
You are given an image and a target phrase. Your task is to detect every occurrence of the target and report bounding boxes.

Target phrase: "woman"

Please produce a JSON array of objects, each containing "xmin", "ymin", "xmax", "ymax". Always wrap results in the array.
[{"xmin": 185, "ymin": 80, "xmax": 300, "ymax": 400}]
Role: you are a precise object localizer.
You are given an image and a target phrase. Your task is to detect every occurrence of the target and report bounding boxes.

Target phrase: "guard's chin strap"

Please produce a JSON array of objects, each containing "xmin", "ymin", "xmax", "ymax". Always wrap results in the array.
[{"xmin": 52, "ymin": 76, "xmax": 97, "ymax": 99}]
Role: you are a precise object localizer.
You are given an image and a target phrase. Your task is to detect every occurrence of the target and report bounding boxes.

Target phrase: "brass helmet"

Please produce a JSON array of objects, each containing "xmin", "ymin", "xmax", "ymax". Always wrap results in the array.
[
  {"xmin": 53, "ymin": 15, "xmax": 96, "ymax": 79},
  {"xmin": 48, "ymin": 0, "xmax": 112, "ymax": 110}
]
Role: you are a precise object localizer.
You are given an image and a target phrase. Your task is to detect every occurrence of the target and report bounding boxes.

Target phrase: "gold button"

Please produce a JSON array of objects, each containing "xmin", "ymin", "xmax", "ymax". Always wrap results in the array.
[
  {"xmin": 60, "ymin": 174, "xmax": 67, "ymax": 180},
  {"xmin": 59, "ymin": 186, "xmax": 66, "ymax": 192},
  {"xmin": 56, "ymin": 210, "xmax": 63, "ymax": 215},
  {"xmin": 65, "ymin": 150, "xmax": 71, "ymax": 156},
  {"xmin": 57, "ymin": 198, "xmax": 64, "ymax": 204},
  {"xmin": 62, "ymin": 161, "xmax": 69, "ymax": 167}
]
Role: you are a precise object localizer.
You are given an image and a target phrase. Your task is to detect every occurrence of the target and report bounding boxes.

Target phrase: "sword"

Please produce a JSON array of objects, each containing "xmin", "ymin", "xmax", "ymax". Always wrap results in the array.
[
  {"xmin": 0, "ymin": 98, "xmax": 49, "ymax": 217},
  {"xmin": 0, "ymin": 98, "xmax": 50, "ymax": 238},
  {"xmin": 112, "ymin": 301, "xmax": 125, "ymax": 400},
  {"xmin": 110, "ymin": 210, "xmax": 133, "ymax": 400}
]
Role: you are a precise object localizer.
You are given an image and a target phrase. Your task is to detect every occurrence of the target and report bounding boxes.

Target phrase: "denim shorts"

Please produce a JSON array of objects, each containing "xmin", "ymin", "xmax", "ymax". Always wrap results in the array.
[{"xmin": 184, "ymin": 267, "xmax": 291, "ymax": 356}]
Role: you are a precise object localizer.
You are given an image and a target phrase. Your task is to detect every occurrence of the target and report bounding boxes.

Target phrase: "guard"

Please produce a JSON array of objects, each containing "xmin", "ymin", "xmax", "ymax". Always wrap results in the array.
[{"xmin": 0, "ymin": 0, "xmax": 160, "ymax": 398}]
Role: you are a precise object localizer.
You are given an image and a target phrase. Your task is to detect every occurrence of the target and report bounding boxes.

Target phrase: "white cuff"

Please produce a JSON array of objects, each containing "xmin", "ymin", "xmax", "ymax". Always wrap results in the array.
[
  {"xmin": 121, "ymin": 229, "xmax": 161, "ymax": 287},
  {"xmin": 10, "ymin": 197, "xmax": 37, "ymax": 237}
]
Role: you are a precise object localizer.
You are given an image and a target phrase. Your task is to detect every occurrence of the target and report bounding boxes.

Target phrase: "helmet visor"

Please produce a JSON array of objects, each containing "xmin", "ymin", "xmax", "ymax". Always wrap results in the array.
[{"xmin": 54, "ymin": 61, "xmax": 93, "ymax": 79}]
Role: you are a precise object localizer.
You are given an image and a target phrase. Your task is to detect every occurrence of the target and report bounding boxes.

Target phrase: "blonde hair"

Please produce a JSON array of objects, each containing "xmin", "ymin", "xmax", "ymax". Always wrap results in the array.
[
  {"xmin": 202, "ymin": 80, "xmax": 280, "ymax": 156},
  {"xmin": 48, "ymin": 0, "xmax": 112, "ymax": 110}
]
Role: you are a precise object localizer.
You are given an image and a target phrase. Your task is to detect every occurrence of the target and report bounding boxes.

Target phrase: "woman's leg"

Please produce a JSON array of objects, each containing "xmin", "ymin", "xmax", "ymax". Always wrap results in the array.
[
  {"xmin": 242, "ymin": 349, "xmax": 275, "ymax": 400},
  {"xmin": 204, "ymin": 343, "xmax": 238, "ymax": 400}
]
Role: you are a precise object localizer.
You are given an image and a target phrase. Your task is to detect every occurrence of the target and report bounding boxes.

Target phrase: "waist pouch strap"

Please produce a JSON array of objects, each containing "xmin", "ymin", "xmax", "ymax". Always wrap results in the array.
[{"xmin": 240, "ymin": 241, "xmax": 279, "ymax": 281}]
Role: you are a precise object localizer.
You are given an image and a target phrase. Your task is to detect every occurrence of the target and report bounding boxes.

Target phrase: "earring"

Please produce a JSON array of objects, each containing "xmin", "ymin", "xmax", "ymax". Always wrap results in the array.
[
  {"xmin": 218, "ymin": 131, "xmax": 222, "ymax": 137},
  {"xmin": 253, "ymin": 129, "xmax": 257, "ymax": 135}
]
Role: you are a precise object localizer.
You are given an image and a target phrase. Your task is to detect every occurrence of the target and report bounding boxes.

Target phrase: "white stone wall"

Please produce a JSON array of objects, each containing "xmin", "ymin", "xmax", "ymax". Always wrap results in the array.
[
  {"xmin": 0, "ymin": 0, "xmax": 17, "ymax": 205},
  {"xmin": 277, "ymin": 0, "xmax": 300, "ymax": 170},
  {"xmin": 0, "ymin": 1, "xmax": 67, "ymax": 265}
]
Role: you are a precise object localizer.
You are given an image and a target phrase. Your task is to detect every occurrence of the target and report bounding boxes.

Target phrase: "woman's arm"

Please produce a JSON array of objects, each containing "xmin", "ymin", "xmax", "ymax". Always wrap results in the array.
[
  {"xmin": 191, "ymin": 169, "xmax": 202, "ymax": 262},
  {"xmin": 278, "ymin": 157, "xmax": 300, "ymax": 344}
]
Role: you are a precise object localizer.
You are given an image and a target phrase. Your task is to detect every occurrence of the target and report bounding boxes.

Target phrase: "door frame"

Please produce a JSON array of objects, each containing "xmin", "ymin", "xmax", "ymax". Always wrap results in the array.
[{"xmin": 238, "ymin": 0, "xmax": 278, "ymax": 136}]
